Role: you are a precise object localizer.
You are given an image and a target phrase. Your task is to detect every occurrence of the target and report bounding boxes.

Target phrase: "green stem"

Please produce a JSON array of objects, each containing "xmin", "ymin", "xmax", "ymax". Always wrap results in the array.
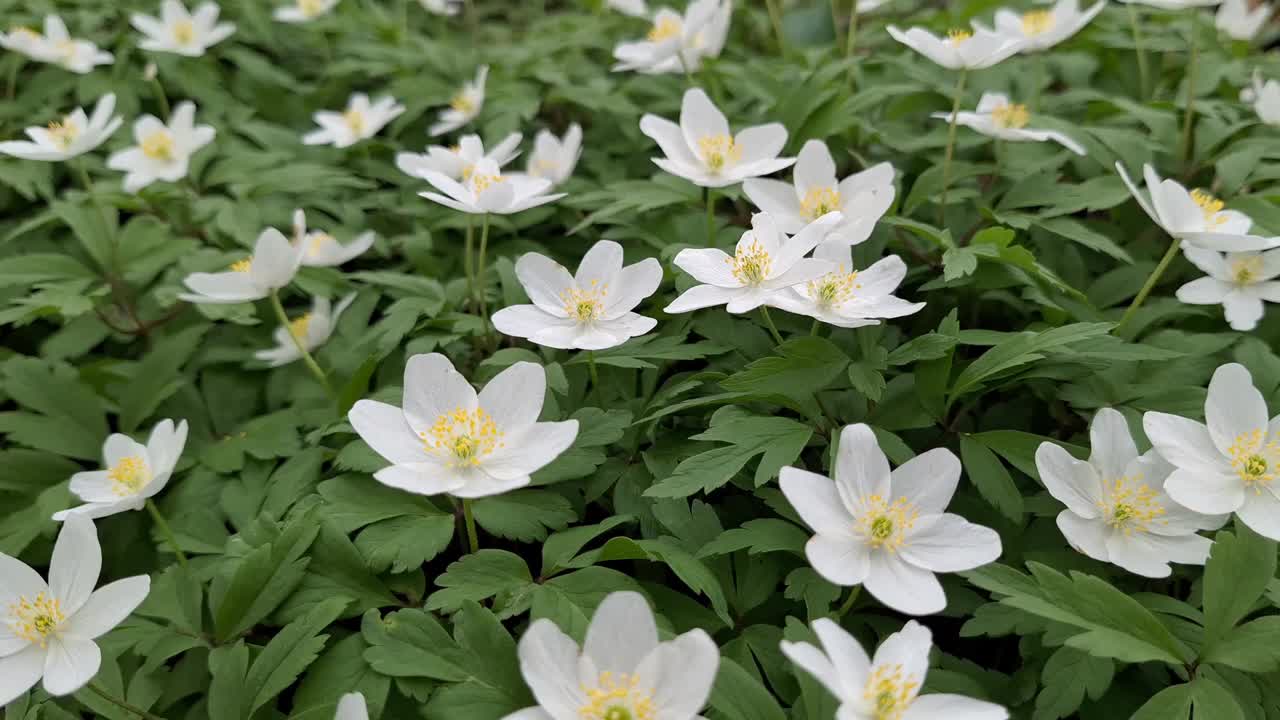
[
  {"xmin": 765, "ymin": 0, "xmax": 786, "ymax": 55},
  {"xmin": 1116, "ymin": 237, "xmax": 1181, "ymax": 334},
  {"xmin": 1128, "ymin": 3, "xmax": 1150, "ymax": 100},
  {"xmin": 461, "ymin": 499, "xmax": 479, "ymax": 553},
  {"xmin": 760, "ymin": 306, "xmax": 785, "ymax": 345},
  {"xmin": 705, "ymin": 188, "xmax": 717, "ymax": 245},
  {"xmin": 145, "ymin": 500, "xmax": 188, "ymax": 569},
  {"xmin": 464, "ymin": 216, "xmax": 475, "ymax": 307},
  {"xmin": 269, "ymin": 290, "xmax": 336, "ymax": 399},
  {"xmin": 809, "ymin": 318, "xmax": 821, "ymax": 336},
  {"xmin": 587, "ymin": 350, "xmax": 603, "ymax": 405},
  {"xmin": 1032, "ymin": 52, "xmax": 1046, "ymax": 111},
  {"xmin": 831, "ymin": 0, "xmax": 843, "ymax": 51},
  {"xmin": 1180, "ymin": 11, "xmax": 1200, "ymax": 169},
  {"xmin": 845, "ymin": 0, "xmax": 860, "ymax": 88},
  {"xmin": 6, "ymin": 58, "xmax": 20, "ymax": 100},
  {"xmin": 86, "ymin": 682, "xmax": 166, "ymax": 720},
  {"xmin": 477, "ymin": 213, "xmax": 491, "ymax": 319},
  {"xmin": 150, "ymin": 76, "xmax": 171, "ymax": 118},
  {"xmin": 834, "ymin": 586, "xmax": 861, "ymax": 618},
  {"xmin": 938, "ymin": 69, "xmax": 968, "ymax": 227}
]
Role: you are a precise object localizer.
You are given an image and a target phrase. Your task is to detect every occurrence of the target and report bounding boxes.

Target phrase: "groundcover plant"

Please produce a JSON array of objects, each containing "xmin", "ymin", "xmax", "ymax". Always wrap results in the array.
[{"xmin": 4, "ymin": 0, "xmax": 1280, "ymax": 717}]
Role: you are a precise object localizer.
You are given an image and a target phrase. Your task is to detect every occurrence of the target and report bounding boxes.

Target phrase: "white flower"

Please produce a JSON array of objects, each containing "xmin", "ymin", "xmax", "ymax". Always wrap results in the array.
[
  {"xmin": 274, "ymin": 0, "xmax": 340, "ymax": 23},
  {"xmin": 303, "ymin": 93, "xmax": 405, "ymax": 149},
  {"xmin": 430, "ymin": 65, "xmax": 488, "ymax": 137},
  {"xmin": 526, "ymin": 124, "xmax": 582, "ymax": 186},
  {"xmin": 1116, "ymin": 163, "xmax": 1280, "ymax": 252},
  {"xmin": 779, "ymin": 424, "xmax": 1002, "ymax": 615},
  {"xmin": 608, "ymin": 0, "xmax": 650, "ymax": 16},
  {"xmin": 1241, "ymin": 70, "xmax": 1280, "ymax": 125},
  {"xmin": 886, "ymin": 25, "xmax": 1023, "ymax": 70},
  {"xmin": 348, "ymin": 354, "xmax": 579, "ymax": 499},
  {"xmin": 612, "ymin": 0, "xmax": 732, "ymax": 75},
  {"xmin": 179, "ymin": 228, "xmax": 304, "ymax": 304},
  {"xmin": 0, "ymin": 16, "xmax": 113, "ymax": 73},
  {"xmin": 1177, "ymin": 246, "xmax": 1280, "ymax": 330},
  {"xmin": 493, "ymin": 240, "xmax": 663, "ymax": 350},
  {"xmin": 418, "ymin": 157, "xmax": 565, "ymax": 215},
  {"xmin": 0, "ymin": 93, "xmax": 122, "ymax": 162},
  {"xmin": 1117, "ymin": 0, "xmax": 1220, "ymax": 9},
  {"xmin": 396, "ymin": 132, "xmax": 522, "ymax": 182},
  {"xmin": 1144, "ymin": 363, "xmax": 1280, "ymax": 541},
  {"xmin": 782, "ymin": 619, "xmax": 1008, "ymax": 720},
  {"xmin": 290, "ymin": 209, "xmax": 376, "ymax": 267},
  {"xmin": 973, "ymin": 0, "xmax": 1106, "ymax": 52},
  {"xmin": 106, "ymin": 101, "xmax": 215, "ymax": 193},
  {"xmin": 743, "ymin": 140, "xmax": 895, "ymax": 247},
  {"xmin": 334, "ymin": 693, "xmax": 368, "ymax": 720},
  {"xmin": 419, "ymin": 0, "xmax": 462, "ymax": 15},
  {"xmin": 931, "ymin": 93, "xmax": 1086, "ymax": 155},
  {"xmin": 255, "ymin": 294, "xmax": 356, "ymax": 367},
  {"xmin": 1035, "ymin": 409, "xmax": 1226, "ymax": 577},
  {"xmin": 1216, "ymin": 0, "xmax": 1272, "ymax": 39},
  {"xmin": 768, "ymin": 245, "xmax": 924, "ymax": 328},
  {"xmin": 666, "ymin": 212, "xmax": 841, "ymax": 314},
  {"xmin": 131, "ymin": 0, "xmax": 236, "ymax": 56},
  {"xmin": 0, "ymin": 515, "xmax": 151, "ymax": 706},
  {"xmin": 503, "ymin": 591, "xmax": 718, "ymax": 720},
  {"xmin": 639, "ymin": 88, "xmax": 795, "ymax": 188},
  {"xmin": 53, "ymin": 420, "xmax": 188, "ymax": 522}
]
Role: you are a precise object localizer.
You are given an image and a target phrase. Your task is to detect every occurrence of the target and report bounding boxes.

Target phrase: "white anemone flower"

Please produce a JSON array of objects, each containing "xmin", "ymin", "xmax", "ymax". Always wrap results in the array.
[
  {"xmin": 1241, "ymin": 70, "xmax": 1280, "ymax": 125},
  {"xmin": 131, "ymin": 0, "xmax": 236, "ymax": 56},
  {"xmin": 348, "ymin": 353, "xmax": 579, "ymax": 498},
  {"xmin": 0, "ymin": 516, "xmax": 151, "ymax": 706},
  {"xmin": 1035, "ymin": 408, "xmax": 1226, "ymax": 577},
  {"xmin": 782, "ymin": 619, "xmax": 1009, "ymax": 720},
  {"xmin": 779, "ymin": 424, "xmax": 1002, "ymax": 615},
  {"xmin": 612, "ymin": 0, "xmax": 732, "ymax": 75},
  {"xmin": 768, "ymin": 245, "xmax": 924, "ymax": 328},
  {"xmin": 1117, "ymin": 0, "xmax": 1220, "ymax": 9},
  {"xmin": 290, "ymin": 209, "xmax": 376, "ymax": 267},
  {"xmin": 106, "ymin": 101, "xmax": 215, "ymax": 194},
  {"xmin": 1177, "ymin": 246, "xmax": 1280, "ymax": 331},
  {"xmin": 608, "ymin": 0, "xmax": 651, "ymax": 16},
  {"xmin": 886, "ymin": 26, "xmax": 1023, "ymax": 70},
  {"xmin": 743, "ymin": 140, "xmax": 896, "ymax": 247},
  {"xmin": 639, "ymin": 88, "xmax": 795, "ymax": 188},
  {"xmin": 335, "ymin": 693, "xmax": 368, "ymax": 720},
  {"xmin": 274, "ymin": 0, "xmax": 340, "ymax": 23},
  {"xmin": 52, "ymin": 420, "xmax": 188, "ymax": 522},
  {"xmin": 303, "ymin": 94, "xmax": 405, "ymax": 149},
  {"xmin": 0, "ymin": 93, "xmax": 122, "ymax": 162},
  {"xmin": 418, "ymin": 157, "xmax": 565, "ymax": 215},
  {"xmin": 973, "ymin": 0, "xmax": 1106, "ymax": 52},
  {"xmin": 666, "ymin": 212, "xmax": 842, "ymax": 314},
  {"xmin": 255, "ymin": 294, "xmax": 356, "ymax": 367},
  {"xmin": 179, "ymin": 228, "xmax": 304, "ymax": 304},
  {"xmin": 526, "ymin": 124, "xmax": 583, "ymax": 186},
  {"xmin": 502, "ymin": 591, "xmax": 719, "ymax": 720},
  {"xmin": 419, "ymin": 0, "xmax": 462, "ymax": 15},
  {"xmin": 396, "ymin": 132, "xmax": 522, "ymax": 182},
  {"xmin": 430, "ymin": 65, "xmax": 488, "ymax": 137},
  {"xmin": 931, "ymin": 93, "xmax": 1087, "ymax": 155},
  {"xmin": 1216, "ymin": 0, "xmax": 1272, "ymax": 39},
  {"xmin": 1116, "ymin": 163, "xmax": 1280, "ymax": 252},
  {"xmin": 493, "ymin": 240, "xmax": 663, "ymax": 350},
  {"xmin": 1144, "ymin": 363, "xmax": 1280, "ymax": 541},
  {"xmin": 0, "ymin": 16, "xmax": 113, "ymax": 74}
]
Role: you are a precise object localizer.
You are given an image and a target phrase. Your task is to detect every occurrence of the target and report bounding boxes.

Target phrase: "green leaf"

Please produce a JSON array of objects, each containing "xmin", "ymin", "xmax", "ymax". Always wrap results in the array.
[
  {"xmin": 721, "ymin": 337, "xmax": 850, "ymax": 402},
  {"xmin": 949, "ymin": 323, "xmax": 1114, "ymax": 405},
  {"xmin": 355, "ymin": 514, "xmax": 455, "ymax": 573},
  {"xmin": 242, "ymin": 597, "xmax": 348, "ymax": 716},
  {"xmin": 959, "ymin": 435, "xmax": 1025, "ymax": 522},
  {"xmin": 708, "ymin": 655, "xmax": 788, "ymax": 720},
  {"xmin": 697, "ymin": 518, "xmax": 808, "ymax": 558},
  {"xmin": 1130, "ymin": 683, "xmax": 1193, "ymax": 720},
  {"xmin": 426, "ymin": 550, "xmax": 534, "ymax": 613},
  {"xmin": 1202, "ymin": 525, "xmax": 1277, "ymax": 652},
  {"xmin": 1203, "ymin": 617, "xmax": 1280, "ymax": 672},
  {"xmin": 472, "ymin": 489, "xmax": 577, "ymax": 542},
  {"xmin": 1189, "ymin": 676, "xmax": 1245, "ymax": 720},
  {"xmin": 1033, "ymin": 647, "xmax": 1114, "ymax": 720}
]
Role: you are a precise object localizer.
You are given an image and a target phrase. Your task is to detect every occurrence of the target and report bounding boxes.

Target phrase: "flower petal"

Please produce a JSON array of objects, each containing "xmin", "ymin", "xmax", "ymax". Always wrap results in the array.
[
  {"xmin": 805, "ymin": 534, "xmax": 870, "ymax": 586},
  {"xmin": 0, "ymin": 644, "xmax": 44, "ymax": 707},
  {"xmin": 1164, "ymin": 468, "xmax": 1244, "ymax": 515},
  {"xmin": 348, "ymin": 400, "xmax": 424, "ymax": 465},
  {"xmin": 900, "ymin": 514, "xmax": 1001, "ymax": 572},
  {"xmin": 903, "ymin": 694, "xmax": 1008, "ymax": 720},
  {"xmin": 1143, "ymin": 412, "xmax": 1229, "ymax": 475},
  {"xmin": 516, "ymin": 619, "xmax": 585, "ymax": 718},
  {"xmin": 483, "ymin": 420, "xmax": 579, "ymax": 480},
  {"xmin": 833, "ymin": 424, "xmax": 890, "ymax": 510},
  {"xmin": 64, "ymin": 576, "xmax": 150, "ymax": 640},
  {"xmin": 863, "ymin": 553, "xmax": 946, "ymax": 616},
  {"xmin": 649, "ymin": 629, "xmax": 719, "ymax": 716},
  {"xmin": 402, "ymin": 353, "xmax": 477, "ymax": 433},
  {"xmin": 584, "ymin": 591, "xmax": 659, "ymax": 675},
  {"xmin": 1035, "ymin": 443, "xmax": 1102, "ymax": 518},
  {"xmin": 1205, "ymin": 363, "xmax": 1268, "ymax": 456},
  {"xmin": 1056, "ymin": 512, "xmax": 1111, "ymax": 563},
  {"xmin": 1236, "ymin": 487, "xmax": 1280, "ymax": 541},
  {"xmin": 479, "ymin": 362, "xmax": 546, "ymax": 432},
  {"xmin": 41, "ymin": 635, "xmax": 100, "ymax": 696},
  {"xmin": 780, "ymin": 467, "xmax": 855, "ymax": 536},
  {"xmin": 49, "ymin": 515, "xmax": 100, "ymax": 615},
  {"xmin": 889, "ymin": 448, "xmax": 960, "ymax": 514}
]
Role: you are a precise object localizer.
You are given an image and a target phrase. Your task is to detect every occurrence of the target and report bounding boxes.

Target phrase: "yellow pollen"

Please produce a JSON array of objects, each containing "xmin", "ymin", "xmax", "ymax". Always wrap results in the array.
[
  {"xmin": 647, "ymin": 16, "xmax": 682, "ymax": 42},
  {"xmin": 471, "ymin": 173, "xmax": 504, "ymax": 193},
  {"xmin": 697, "ymin": 134, "xmax": 742, "ymax": 173},
  {"xmin": 230, "ymin": 258, "xmax": 253, "ymax": 273},
  {"xmin": 946, "ymin": 28, "xmax": 972, "ymax": 44},
  {"xmin": 172, "ymin": 19, "xmax": 195, "ymax": 45},
  {"xmin": 8, "ymin": 593, "xmax": 66, "ymax": 648},
  {"xmin": 1097, "ymin": 475, "xmax": 1166, "ymax": 535},
  {"xmin": 1191, "ymin": 189, "xmax": 1227, "ymax": 226},
  {"xmin": 140, "ymin": 130, "xmax": 175, "ymax": 161},
  {"xmin": 579, "ymin": 672, "xmax": 655, "ymax": 720},
  {"xmin": 991, "ymin": 103, "xmax": 1030, "ymax": 129},
  {"xmin": 107, "ymin": 455, "xmax": 151, "ymax": 496},
  {"xmin": 800, "ymin": 186, "xmax": 842, "ymax": 221},
  {"xmin": 288, "ymin": 313, "xmax": 312, "ymax": 340},
  {"xmin": 46, "ymin": 117, "xmax": 79, "ymax": 149},
  {"xmin": 450, "ymin": 93, "xmax": 476, "ymax": 114},
  {"xmin": 299, "ymin": 0, "xmax": 326, "ymax": 15},
  {"xmin": 1021, "ymin": 10, "xmax": 1055, "ymax": 35},
  {"xmin": 1231, "ymin": 256, "xmax": 1264, "ymax": 285},
  {"xmin": 344, "ymin": 109, "xmax": 366, "ymax": 136},
  {"xmin": 863, "ymin": 664, "xmax": 920, "ymax": 720},
  {"xmin": 420, "ymin": 407, "xmax": 504, "ymax": 467},
  {"xmin": 1229, "ymin": 430, "xmax": 1280, "ymax": 492},
  {"xmin": 807, "ymin": 265, "xmax": 861, "ymax": 307},
  {"xmin": 726, "ymin": 239, "xmax": 773, "ymax": 286},
  {"xmin": 461, "ymin": 163, "xmax": 476, "ymax": 181},
  {"xmin": 562, "ymin": 280, "xmax": 608, "ymax": 323},
  {"xmin": 855, "ymin": 495, "xmax": 919, "ymax": 551}
]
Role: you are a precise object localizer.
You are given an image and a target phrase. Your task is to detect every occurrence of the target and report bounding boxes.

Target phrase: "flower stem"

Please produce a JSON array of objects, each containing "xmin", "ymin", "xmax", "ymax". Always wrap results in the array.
[
  {"xmin": 845, "ymin": 0, "xmax": 860, "ymax": 88},
  {"xmin": 150, "ymin": 76, "xmax": 171, "ymax": 118},
  {"xmin": 461, "ymin": 499, "xmax": 479, "ymax": 553},
  {"xmin": 86, "ymin": 682, "xmax": 166, "ymax": 720},
  {"xmin": 1180, "ymin": 11, "xmax": 1200, "ymax": 170},
  {"xmin": 145, "ymin": 499, "xmax": 188, "ymax": 569},
  {"xmin": 464, "ymin": 216, "xmax": 475, "ymax": 307},
  {"xmin": 1116, "ymin": 237, "xmax": 1182, "ymax": 334},
  {"xmin": 587, "ymin": 350, "xmax": 603, "ymax": 405},
  {"xmin": 269, "ymin": 290, "xmax": 336, "ymax": 399},
  {"xmin": 830, "ymin": 0, "xmax": 843, "ymax": 51},
  {"xmin": 765, "ymin": 0, "xmax": 786, "ymax": 55},
  {"xmin": 705, "ymin": 188, "xmax": 717, "ymax": 245},
  {"xmin": 1128, "ymin": 3, "xmax": 1150, "ymax": 100},
  {"xmin": 760, "ymin": 306, "xmax": 785, "ymax": 345},
  {"xmin": 938, "ymin": 69, "xmax": 968, "ymax": 227},
  {"xmin": 477, "ymin": 213, "xmax": 491, "ymax": 318},
  {"xmin": 810, "ymin": 318, "xmax": 821, "ymax": 336},
  {"xmin": 1032, "ymin": 52, "xmax": 1046, "ymax": 111},
  {"xmin": 6, "ymin": 58, "xmax": 20, "ymax": 100},
  {"xmin": 834, "ymin": 585, "xmax": 861, "ymax": 618}
]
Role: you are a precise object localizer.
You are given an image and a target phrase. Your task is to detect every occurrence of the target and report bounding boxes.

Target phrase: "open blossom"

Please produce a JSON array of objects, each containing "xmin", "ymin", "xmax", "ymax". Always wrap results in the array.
[
  {"xmin": 303, "ymin": 94, "xmax": 405, "ymax": 148},
  {"xmin": 290, "ymin": 210, "xmax": 375, "ymax": 267},
  {"xmin": 256, "ymin": 294, "xmax": 356, "ymax": 367},
  {"xmin": 179, "ymin": 228, "xmax": 303, "ymax": 304},
  {"xmin": 131, "ymin": 0, "xmax": 236, "ymax": 56},
  {"xmin": 418, "ymin": 157, "xmax": 565, "ymax": 215},
  {"xmin": 430, "ymin": 65, "xmax": 488, "ymax": 136},
  {"xmin": 782, "ymin": 619, "xmax": 1009, "ymax": 720},
  {"xmin": 53, "ymin": 420, "xmax": 188, "ymax": 522},
  {"xmin": 106, "ymin": 101, "xmax": 216, "ymax": 193},
  {"xmin": 1036, "ymin": 409, "xmax": 1226, "ymax": 577},
  {"xmin": 931, "ymin": 93, "xmax": 1086, "ymax": 155},
  {"xmin": 0, "ymin": 93, "xmax": 122, "ymax": 162},
  {"xmin": 974, "ymin": 0, "xmax": 1106, "ymax": 52},
  {"xmin": 1116, "ymin": 163, "xmax": 1280, "ymax": 252},
  {"xmin": 1144, "ymin": 363, "xmax": 1280, "ymax": 541},
  {"xmin": 0, "ymin": 16, "xmax": 113, "ymax": 73},
  {"xmin": 0, "ymin": 516, "xmax": 151, "ymax": 706},
  {"xmin": 1177, "ymin": 246, "xmax": 1280, "ymax": 331},
  {"xmin": 612, "ymin": 0, "xmax": 732, "ymax": 74},
  {"xmin": 780, "ymin": 424, "xmax": 1002, "ymax": 615},
  {"xmin": 503, "ymin": 591, "xmax": 719, "ymax": 720},
  {"xmin": 768, "ymin": 244, "xmax": 924, "ymax": 328},
  {"xmin": 886, "ymin": 26, "xmax": 1023, "ymax": 70},
  {"xmin": 274, "ymin": 0, "xmax": 341, "ymax": 23},
  {"xmin": 526, "ymin": 124, "xmax": 582, "ymax": 186},
  {"xmin": 493, "ymin": 240, "xmax": 663, "ymax": 350},
  {"xmin": 639, "ymin": 88, "xmax": 795, "ymax": 188},
  {"xmin": 666, "ymin": 212, "xmax": 841, "ymax": 314},
  {"xmin": 1241, "ymin": 70, "xmax": 1280, "ymax": 125},
  {"xmin": 419, "ymin": 0, "xmax": 462, "ymax": 14},
  {"xmin": 397, "ymin": 132, "xmax": 522, "ymax": 182},
  {"xmin": 1216, "ymin": 0, "xmax": 1271, "ymax": 39},
  {"xmin": 348, "ymin": 353, "xmax": 579, "ymax": 498},
  {"xmin": 743, "ymin": 140, "xmax": 895, "ymax": 248}
]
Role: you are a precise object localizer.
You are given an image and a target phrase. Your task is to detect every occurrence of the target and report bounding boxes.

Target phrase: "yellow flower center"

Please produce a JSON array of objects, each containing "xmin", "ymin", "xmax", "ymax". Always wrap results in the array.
[
  {"xmin": 1097, "ymin": 475, "xmax": 1166, "ymax": 535},
  {"xmin": 10, "ymin": 25, "xmax": 38, "ymax": 40},
  {"xmin": 726, "ymin": 239, "xmax": 773, "ymax": 286},
  {"xmin": 647, "ymin": 16, "xmax": 682, "ymax": 42},
  {"xmin": 800, "ymin": 186, "xmax": 842, "ymax": 221},
  {"xmin": 421, "ymin": 407, "xmax": 504, "ymax": 467},
  {"xmin": 108, "ymin": 455, "xmax": 151, "ymax": 496},
  {"xmin": 991, "ymin": 103, "xmax": 1030, "ymax": 129},
  {"xmin": 8, "ymin": 593, "xmax": 66, "ymax": 648},
  {"xmin": 579, "ymin": 672, "xmax": 656, "ymax": 720},
  {"xmin": 344, "ymin": 109, "xmax": 366, "ymax": 136},
  {"xmin": 946, "ymin": 28, "xmax": 972, "ymax": 44},
  {"xmin": 46, "ymin": 117, "xmax": 79, "ymax": 149},
  {"xmin": 1021, "ymin": 10, "xmax": 1055, "ymax": 36},
  {"xmin": 471, "ymin": 173, "xmax": 504, "ymax": 193},
  {"xmin": 1231, "ymin": 256, "xmax": 1264, "ymax": 285},
  {"xmin": 562, "ymin": 281, "xmax": 608, "ymax": 323},
  {"xmin": 172, "ymin": 19, "xmax": 195, "ymax": 45},
  {"xmin": 308, "ymin": 233, "xmax": 333, "ymax": 256},
  {"xmin": 54, "ymin": 39, "xmax": 77, "ymax": 58},
  {"xmin": 697, "ymin": 134, "xmax": 742, "ymax": 173},
  {"xmin": 230, "ymin": 258, "xmax": 253, "ymax": 273},
  {"xmin": 450, "ymin": 93, "xmax": 476, "ymax": 114},
  {"xmin": 863, "ymin": 664, "xmax": 919, "ymax": 720},
  {"xmin": 1191, "ymin": 189, "xmax": 1228, "ymax": 227},
  {"xmin": 299, "ymin": 0, "xmax": 327, "ymax": 16},
  {"xmin": 807, "ymin": 267, "xmax": 861, "ymax": 308},
  {"xmin": 140, "ymin": 130, "xmax": 175, "ymax": 161},
  {"xmin": 1229, "ymin": 430, "xmax": 1280, "ymax": 491},
  {"xmin": 855, "ymin": 495, "xmax": 919, "ymax": 552},
  {"xmin": 288, "ymin": 313, "xmax": 312, "ymax": 340}
]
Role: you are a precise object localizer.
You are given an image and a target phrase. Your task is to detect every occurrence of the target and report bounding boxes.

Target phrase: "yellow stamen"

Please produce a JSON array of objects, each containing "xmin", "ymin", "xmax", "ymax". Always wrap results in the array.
[
  {"xmin": 562, "ymin": 280, "xmax": 608, "ymax": 323},
  {"xmin": 288, "ymin": 313, "xmax": 312, "ymax": 340},
  {"xmin": 862, "ymin": 664, "xmax": 920, "ymax": 720},
  {"xmin": 1097, "ymin": 475, "xmax": 1167, "ymax": 535},
  {"xmin": 806, "ymin": 266, "xmax": 861, "ymax": 307},
  {"xmin": 1232, "ymin": 256, "xmax": 1264, "ymax": 286},
  {"xmin": 647, "ymin": 16, "xmax": 682, "ymax": 42},
  {"xmin": 726, "ymin": 239, "xmax": 773, "ymax": 286},
  {"xmin": 1191, "ymin": 189, "xmax": 1228, "ymax": 227},
  {"xmin": 471, "ymin": 173, "xmax": 504, "ymax": 193},
  {"xmin": 991, "ymin": 103, "xmax": 1030, "ymax": 129},
  {"xmin": 579, "ymin": 671, "xmax": 656, "ymax": 720},
  {"xmin": 172, "ymin": 19, "xmax": 195, "ymax": 45},
  {"xmin": 799, "ymin": 186, "xmax": 842, "ymax": 221},
  {"xmin": 697, "ymin": 134, "xmax": 742, "ymax": 173},
  {"xmin": 1021, "ymin": 10, "xmax": 1055, "ymax": 36},
  {"xmin": 450, "ymin": 93, "xmax": 476, "ymax": 114},
  {"xmin": 855, "ymin": 495, "xmax": 920, "ymax": 552},
  {"xmin": 230, "ymin": 258, "xmax": 253, "ymax": 273},
  {"xmin": 46, "ymin": 117, "xmax": 79, "ymax": 149},
  {"xmin": 420, "ymin": 407, "xmax": 504, "ymax": 468},
  {"xmin": 308, "ymin": 233, "xmax": 332, "ymax": 256},
  {"xmin": 1229, "ymin": 430, "xmax": 1280, "ymax": 492},
  {"xmin": 946, "ymin": 28, "xmax": 972, "ymax": 44},
  {"xmin": 344, "ymin": 109, "xmax": 366, "ymax": 136},
  {"xmin": 108, "ymin": 455, "xmax": 151, "ymax": 496},
  {"xmin": 140, "ymin": 130, "xmax": 175, "ymax": 161},
  {"xmin": 8, "ymin": 593, "xmax": 65, "ymax": 648},
  {"xmin": 299, "ymin": 0, "xmax": 326, "ymax": 16}
]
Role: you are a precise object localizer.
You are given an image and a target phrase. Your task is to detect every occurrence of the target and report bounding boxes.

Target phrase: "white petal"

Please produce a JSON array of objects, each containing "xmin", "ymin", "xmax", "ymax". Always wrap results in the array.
[
  {"xmin": 64, "ymin": 576, "xmax": 150, "ymax": 640},
  {"xmin": 575, "ymin": 240, "xmax": 624, "ymax": 290},
  {"xmin": 1236, "ymin": 488, "xmax": 1280, "ymax": 541},
  {"xmin": 483, "ymin": 421, "xmax": 578, "ymax": 480},
  {"xmin": 402, "ymin": 353, "xmax": 476, "ymax": 433},
  {"xmin": 870, "ymin": 620, "xmax": 931, "ymax": 697},
  {"xmin": 1205, "ymin": 363, "xmax": 1268, "ymax": 456},
  {"xmin": 805, "ymin": 534, "xmax": 870, "ymax": 586},
  {"xmin": 780, "ymin": 467, "xmax": 855, "ymax": 536},
  {"xmin": 1142, "ymin": 412, "xmax": 1228, "ymax": 475},
  {"xmin": 335, "ymin": 693, "xmax": 370, "ymax": 720},
  {"xmin": 900, "ymin": 514, "xmax": 1001, "ymax": 572},
  {"xmin": 779, "ymin": 640, "xmax": 843, "ymax": 701},
  {"xmin": 584, "ymin": 591, "xmax": 658, "ymax": 675},
  {"xmin": 372, "ymin": 462, "xmax": 468, "ymax": 496},
  {"xmin": 1056, "ymin": 512, "xmax": 1111, "ymax": 563},
  {"xmin": 516, "ymin": 619, "xmax": 585, "ymax": 719},
  {"xmin": 665, "ymin": 284, "xmax": 738, "ymax": 313},
  {"xmin": 493, "ymin": 305, "xmax": 561, "ymax": 341},
  {"xmin": 673, "ymin": 248, "xmax": 737, "ymax": 286},
  {"xmin": 863, "ymin": 553, "xmax": 946, "ymax": 616},
  {"xmin": 742, "ymin": 179, "xmax": 805, "ymax": 234},
  {"xmin": 604, "ymin": 258, "xmax": 663, "ymax": 317},
  {"xmin": 649, "ymin": 629, "xmax": 719, "ymax": 716},
  {"xmin": 834, "ymin": 424, "xmax": 890, "ymax": 511},
  {"xmin": 450, "ymin": 472, "xmax": 532, "ymax": 499},
  {"xmin": 515, "ymin": 253, "xmax": 575, "ymax": 316},
  {"xmin": 1223, "ymin": 291, "xmax": 1266, "ymax": 331},
  {"xmin": 812, "ymin": 618, "xmax": 871, "ymax": 700},
  {"xmin": 1164, "ymin": 468, "xmax": 1245, "ymax": 515},
  {"xmin": 679, "ymin": 88, "xmax": 729, "ymax": 153},
  {"xmin": 1035, "ymin": 443, "xmax": 1102, "ymax": 519},
  {"xmin": 794, "ymin": 140, "xmax": 838, "ymax": 196},
  {"xmin": 49, "ymin": 515, "xmax": 100, "ymax": 615},
  {"xmin": 889, "ymin": 448, "xmax": 960, "ymax": 514},
  {"xmin": 347, "ymin": 400, "xmax": 424, "ymax": 465},
  {"xmin": 41, "ymin": 636, "xmax": 100, "ymax": 696},
  {"xmin": 1176, "ymin": 277, "xmax": 1231, "ymax": 305},
  {"xmin": 1104, "ymin": 533, "xmax": 1174, "ymax": 578},
  {"xmin": 479, "ymin": 362, "xmax": 546, "ymax": 431},
  {"xmin": 0, "ymin": 645, "xmax": 44, "ymax": 707},
  {"xmin": 903, "ymin": 694, "xmax": 1008, "ymax": 720}
]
